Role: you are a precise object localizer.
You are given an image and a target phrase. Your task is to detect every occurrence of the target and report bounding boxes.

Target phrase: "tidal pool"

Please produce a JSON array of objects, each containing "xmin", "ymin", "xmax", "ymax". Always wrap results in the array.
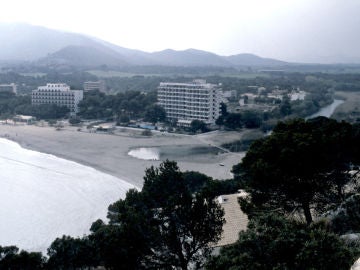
[{"xmin": 128, "ymin": 145, "xmax": 224, "ymax": 161}]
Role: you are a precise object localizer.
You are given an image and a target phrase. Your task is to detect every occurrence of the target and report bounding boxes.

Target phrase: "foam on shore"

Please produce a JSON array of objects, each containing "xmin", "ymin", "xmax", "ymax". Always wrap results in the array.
[{"xmin": 0, "ymin": 138, "xmax": 136, "ymax": 253}]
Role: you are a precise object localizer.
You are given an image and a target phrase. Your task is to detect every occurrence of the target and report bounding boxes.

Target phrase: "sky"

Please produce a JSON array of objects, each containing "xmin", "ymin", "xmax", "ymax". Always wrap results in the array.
[{"xmin": 1, "ymin": 0, "xmax": 360, "ymax": 63}]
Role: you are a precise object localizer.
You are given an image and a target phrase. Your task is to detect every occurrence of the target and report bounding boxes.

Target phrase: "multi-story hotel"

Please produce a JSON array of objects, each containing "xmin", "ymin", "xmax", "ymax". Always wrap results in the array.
[
  {"xmin": 158, "ymin": 79, "xmax": 222, "ymax": 126},
  {"xmin": 31, "ymin": 83, "xmax": 83, "ymax": 114}
]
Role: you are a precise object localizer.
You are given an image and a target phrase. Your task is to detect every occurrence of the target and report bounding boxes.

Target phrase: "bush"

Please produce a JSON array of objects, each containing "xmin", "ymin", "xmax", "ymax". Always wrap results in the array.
[
  {"xmin": 141, "ymin": 129, "xmax": 152, "ymax": 136},
  {"xmin": 69, "ymin": 117, "xmax": 81, "ymax": 125}
]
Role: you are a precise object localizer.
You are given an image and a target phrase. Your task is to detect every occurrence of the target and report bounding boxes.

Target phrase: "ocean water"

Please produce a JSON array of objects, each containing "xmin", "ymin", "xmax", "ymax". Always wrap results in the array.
[{"xmin": 0, "ymin": 138, "xmax": 135, "ymax": 253}]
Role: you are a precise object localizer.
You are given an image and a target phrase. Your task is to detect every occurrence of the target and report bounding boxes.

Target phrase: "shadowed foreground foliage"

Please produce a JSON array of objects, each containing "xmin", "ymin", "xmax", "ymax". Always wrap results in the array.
[
  {"xmin": 206, "ymin": 214, "xmax": 359, "ymax": 270},
  {"xmin": 328, "ymin": 194, "xmax": 360, "ymax": 235},
  {"xmin": 233, "ymin": 117, "xmax": 360, "ymax": 224},
  {"xmin": 46, "ymin": 161, "xmax": 225, "ymax": 270},
  {"xmin": 0, "ymin": 246, "xmax": 45, "ymax": 270},
  {"xmin": 206, "ymin": 117, "xmax": 360, "ymax": 270}
]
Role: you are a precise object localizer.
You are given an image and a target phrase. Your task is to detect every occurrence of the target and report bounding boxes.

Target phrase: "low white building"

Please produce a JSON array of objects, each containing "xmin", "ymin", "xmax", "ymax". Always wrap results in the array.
[
  {"xmin": 13, "ymin": 115, "xmax": 36, "ymax": 124},
  {"xmin": 32, "ymin": 83, "xmax": 83, "ymax": 114},
  {"xmin": 158, "ymin": 79, "xmax": 222, "ymax": 125},
  {"xmin": 0, "ymin": 83, "xmax": 17, "ymax": 94},
  {"xmin": 83, "ymin": 81, "xmax": 106, "ymax": 93},
  {"xmin": 290, "ymin": 90, "xmax": 306, "ymax": 101}
]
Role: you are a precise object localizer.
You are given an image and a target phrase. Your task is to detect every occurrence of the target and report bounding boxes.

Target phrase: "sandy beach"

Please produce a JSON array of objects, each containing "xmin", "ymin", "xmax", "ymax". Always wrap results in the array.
[{"xmin": 0, "ymin": 124, "xmax": 244, "ymax": 188}]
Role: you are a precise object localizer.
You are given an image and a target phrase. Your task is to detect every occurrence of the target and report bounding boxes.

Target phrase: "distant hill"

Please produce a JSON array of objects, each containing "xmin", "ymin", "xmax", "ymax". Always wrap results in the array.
[
  {"xmin": 38, "ymin": 45, "xmax": 129, "ymax": 67},
  {"xmin": 0, "ymin": 23, "xmax": 101, "ymax": 61},
  {"xmin": 0, "ymin": 23, "xmax": 289, "ymax": 68},
  {"xmin": 40, "ymin": 47, "xmax": 287, "ymax": 68},
  {"xmin": 91, "ymin": 38, "xmax": 158, "ymax": 65},
  {"xmin": 148, "ymin": 49, "xmax": 232, "ymax": 66},
  {"xmin": 224, "ymin": 53, "xmax": 287, "ymax": 66}
]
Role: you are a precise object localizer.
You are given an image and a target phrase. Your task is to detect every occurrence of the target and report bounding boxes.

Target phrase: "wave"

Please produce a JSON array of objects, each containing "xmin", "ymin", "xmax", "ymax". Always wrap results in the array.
[{"xmin": 0, "ymin": 138, "xmax": 135, "ymax": 253}]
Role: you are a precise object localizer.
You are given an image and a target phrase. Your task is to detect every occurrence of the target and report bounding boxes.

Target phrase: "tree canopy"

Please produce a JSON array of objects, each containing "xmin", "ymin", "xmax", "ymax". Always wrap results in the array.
[
  {"xmin": 0, "ymin": 246, "xmax": 45, "ymax": 270},
  {"xmin": 78, "ymin": 90, "xmax": 157, "ymax": 120},
  {"xmin": 206, "ymin": 214, "xmax": 358, "ymax": 270},
  {"xmin": 233, "ymin": 117, "xmax": 360, "ymax": 224},
  {"xmin": 144, "ymin": 104, "xmax": 166, "ymax": 124},
  {"xmin": 133, "ymin": 161, "xmax": 225, "ymax": 269},
  {"xmin": 190, "ymin": 120, "xmax": 208, "ymax": 133},
  {"xmin": 47, "ymin": 235, "xmax": 96, "ymax": 270},
  {"xmin": 46, "ymin": 161, "xmax": 225, "ymax": 270}
]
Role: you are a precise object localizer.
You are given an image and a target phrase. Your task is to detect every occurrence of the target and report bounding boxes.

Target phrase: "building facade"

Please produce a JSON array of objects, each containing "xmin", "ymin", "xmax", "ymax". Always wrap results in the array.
[
  {"xmin": 83, "ymin": 81, "xmax": 106, "ymax": 93},
  {"xmin": 157, "ymin": 80, "xmax": 222, "ymax": 125},
  {"xmin": 32, "ymin": 83, "xmax": 83, "ymax": 114}
]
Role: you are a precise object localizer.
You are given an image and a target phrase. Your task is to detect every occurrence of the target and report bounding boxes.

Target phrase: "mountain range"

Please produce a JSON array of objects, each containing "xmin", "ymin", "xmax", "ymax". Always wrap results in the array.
[{"xmin": 0, "ymin": 23, "xmax": 287, "ymax": 68}]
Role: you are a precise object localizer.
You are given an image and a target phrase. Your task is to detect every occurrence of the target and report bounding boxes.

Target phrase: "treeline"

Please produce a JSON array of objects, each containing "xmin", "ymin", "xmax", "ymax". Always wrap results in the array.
[
  {"xmin": 99, "ymin": 65, "xmax": 238, "ymax": 75},
  {"xmin": 205, "ymin": 72, "xmax": 360, "ymax": 94},
  {"xmin": 3, "ymin": 69, "xmax": 360, "ymax": 95},
  {"xmin": 216, "ymin": 107, "xmax": 264, "ymax": 130},
  {"xmin": 0, "ymin": 89, "xmax": 165, "ymax": 122},
  {"xmin": 0, "ymin": 92, "xmax": 31, "ymax": 119},
  {"xmin": 107, "ymin": 72, "xmax": 360, "ymax": 95},
  {"xmin": 78, "ymin": 90, "xmax": 166, "ymax": 123},
  {"xmin": 104, "ymin": 76, "xmax": 168, "ymax": 93},
  {"xmin": 216, "ymin": 85, "xmax": 333, "ymax": 132},
  {"xmin": 0, "ymin": 246, "xmax": 45, "ymax": 269},
  {"xmin": 315, "ymin": 73, "xmax": 360, "ymax": 92},
  {"xmin": 16, "ymin": 104, "xmax": 69, "ymax": 120},
  {"xmin": 210, "ymin": 117, "xmax": 360, "ymax": 269},
  {"xmin": 0, "ymin": 71, "xmax": 97, "ymax": 94},
  {"xmin": 0, "ymin": 92, "xmax": 69, "ymax": 120}
]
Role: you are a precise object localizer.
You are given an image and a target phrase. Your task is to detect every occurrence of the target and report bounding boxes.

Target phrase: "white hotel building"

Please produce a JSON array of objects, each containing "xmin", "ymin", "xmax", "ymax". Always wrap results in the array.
[
  {"xmin": 32, "ymin": 83, "xmax": 83, "ymax": 114},
  {"xmin": 158, "ymin": 80, "xmax": 222, "ymax": 126}
]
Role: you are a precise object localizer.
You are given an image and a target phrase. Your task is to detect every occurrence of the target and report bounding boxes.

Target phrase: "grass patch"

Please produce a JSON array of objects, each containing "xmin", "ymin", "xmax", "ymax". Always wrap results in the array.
[
  {"xmin": 333, "ymin": 91, "xmax": 360, "ymax": 122},
  {"xmin": 223, "ymin": 73, "xmax": 270, "ymax": 79},
  {"xmin": 87, "ymin": 70, "xmax": 164, "ymax": 78},
  {"xmin": 19, "ymin": 72, "xmax": 47, "ymax": 77},
  {"xmin": 87, "ymin": 70, "xmax": 271, "ymax": 79}
]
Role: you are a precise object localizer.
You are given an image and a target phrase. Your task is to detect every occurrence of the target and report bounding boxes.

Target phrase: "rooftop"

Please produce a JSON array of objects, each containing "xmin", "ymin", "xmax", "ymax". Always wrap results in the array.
[{"xmin": 214, "ymin": 191, "xmax": 248, "ymax": 247}]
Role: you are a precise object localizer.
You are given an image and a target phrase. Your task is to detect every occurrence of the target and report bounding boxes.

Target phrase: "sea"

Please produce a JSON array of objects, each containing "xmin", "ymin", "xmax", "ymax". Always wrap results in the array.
[{"xmin": 0, "ymin": 138, "xmax": 135, "ymax": 253}]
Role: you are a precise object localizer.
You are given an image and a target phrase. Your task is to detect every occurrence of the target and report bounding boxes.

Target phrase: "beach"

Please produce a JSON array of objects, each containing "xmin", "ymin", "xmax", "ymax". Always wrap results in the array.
[{"xmin": 0, "ymin": 124, "xmax": 244, "ymax": 188}]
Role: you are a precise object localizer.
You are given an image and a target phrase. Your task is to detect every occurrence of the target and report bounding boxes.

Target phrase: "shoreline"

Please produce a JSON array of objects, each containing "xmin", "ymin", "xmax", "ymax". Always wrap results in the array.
[
  {"xmin": 0, "ymin": 124, "xmax": 244, "ymax": 188},
  {"xmin": 0, "ymin": 134, "xmax": 136, "ymax": 252}
]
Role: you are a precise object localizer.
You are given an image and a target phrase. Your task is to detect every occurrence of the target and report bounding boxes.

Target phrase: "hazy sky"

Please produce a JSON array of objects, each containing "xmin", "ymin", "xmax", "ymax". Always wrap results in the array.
[{"xmin": 1, "ymin": 0, "xmax": 360, "ymax": 63}]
